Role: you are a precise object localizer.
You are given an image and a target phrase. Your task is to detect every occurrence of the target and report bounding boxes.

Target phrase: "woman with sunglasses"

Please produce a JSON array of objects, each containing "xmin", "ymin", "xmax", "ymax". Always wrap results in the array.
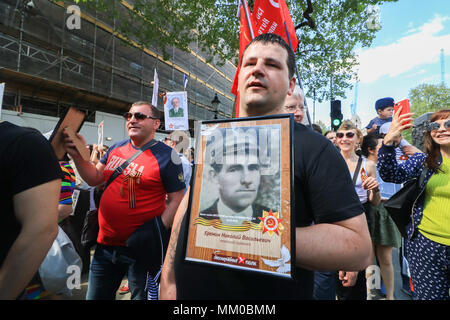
[
  {"xmin": 335, "ymin": 121, "xmax": 380, "ymax": 300},
  {"xmin": 378, "ymin": 108, "xmax": 450, "ymax": 300}
]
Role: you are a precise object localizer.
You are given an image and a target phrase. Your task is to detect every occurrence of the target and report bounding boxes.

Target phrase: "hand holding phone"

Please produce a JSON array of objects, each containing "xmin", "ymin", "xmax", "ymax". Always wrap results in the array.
[{"xmin": 394, "ymin": 99, "xmax": 411, "ymax": 125}]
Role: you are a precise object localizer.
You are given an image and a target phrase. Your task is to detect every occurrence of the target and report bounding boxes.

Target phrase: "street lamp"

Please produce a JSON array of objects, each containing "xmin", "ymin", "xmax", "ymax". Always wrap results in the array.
[{"xmin": 211, "ymin": 93, "xmax": 220, "ymax": 119}]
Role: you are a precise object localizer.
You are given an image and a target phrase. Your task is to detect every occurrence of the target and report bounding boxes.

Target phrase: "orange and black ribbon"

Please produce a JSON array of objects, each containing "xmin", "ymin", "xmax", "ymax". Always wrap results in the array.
[
  {"xmin": 120, "ymin": 171, "xmax": 142, "ymax": 209},
  {"xmin": 194, "ymin": 218, "xmax": 261, "ymax": 232}
]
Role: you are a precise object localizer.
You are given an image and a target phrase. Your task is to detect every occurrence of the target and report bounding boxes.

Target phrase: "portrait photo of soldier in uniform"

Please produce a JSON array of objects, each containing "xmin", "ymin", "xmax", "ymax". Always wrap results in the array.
[
  {"xmin": 185, "ymin": 118, "xmax": 293, "ymax": 275},
  {"xmin": 198, "ymin": 126, "xmax": 280, "ymax": 226}
]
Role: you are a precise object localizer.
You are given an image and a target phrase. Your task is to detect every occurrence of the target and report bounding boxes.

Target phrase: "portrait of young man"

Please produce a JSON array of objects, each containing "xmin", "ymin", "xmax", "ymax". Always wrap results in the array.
[{"xmin": 198, "ymin": 128, "xmax": 277, "ymax": 226}]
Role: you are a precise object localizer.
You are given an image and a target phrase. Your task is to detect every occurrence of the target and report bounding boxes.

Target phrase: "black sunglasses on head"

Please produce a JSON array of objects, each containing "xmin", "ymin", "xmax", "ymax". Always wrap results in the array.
[
  {"xmin": 428, "ymin": 119, "xmax": 450, "ymax": 132},
  {"xmin": 336, "ymin": 132, "xmax": 356, "ymax": 138},
  {"xmin": 123, "ymin": 112, "xmax": 158, "ymax": 121}
]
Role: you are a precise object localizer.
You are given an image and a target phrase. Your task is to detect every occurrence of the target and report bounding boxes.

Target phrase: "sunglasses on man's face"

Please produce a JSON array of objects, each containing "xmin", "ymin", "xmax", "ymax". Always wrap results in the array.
[
  {"xmin": 123, "ymin": 112, "xmax": 158, "ymax": 121},
  {"xmin": 336, "ymin": 132, "xmax": 356, "ymax": 139},
  {"xmin": 428, "ymin": 119, "xmax": 450, "ymax": 132}
]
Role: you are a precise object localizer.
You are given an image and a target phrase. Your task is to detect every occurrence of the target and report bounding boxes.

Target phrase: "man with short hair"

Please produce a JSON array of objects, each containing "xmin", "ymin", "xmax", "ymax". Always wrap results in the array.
[
  {"xmin": 64, "ymin": 101, "xmax": 185, "ymax": 300},
  {"xmin": 160, "ymin": 33, "xmax": 372, "ymax": 300},
  {"xmin": 199, "ymin": 134, "xmax": 268, "ymax": 226},
  {"xmin": 284, "ymin": 85, "xmax": 305, "ymax": 124}
]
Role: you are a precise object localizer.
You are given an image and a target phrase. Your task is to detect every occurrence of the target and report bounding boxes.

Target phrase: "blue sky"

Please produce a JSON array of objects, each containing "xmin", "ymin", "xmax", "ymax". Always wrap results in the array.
[{"xmin": 310, "ymin": 0, "xmax": 450, "ymax": 129}]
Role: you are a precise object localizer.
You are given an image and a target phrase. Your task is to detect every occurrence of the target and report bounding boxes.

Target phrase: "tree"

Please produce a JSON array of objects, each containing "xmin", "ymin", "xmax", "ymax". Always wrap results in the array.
[
  {"xmin": 409, "ymin": 83, "xmax": 450, "ymax": 115},
  {"xmin": 402, "ymin": 83, "xmax": 450, "ymax": 143},
  {"xmin": 315, "ymin": 119, "xmax": 328, "ymax": 133},
  {"xmin": 73, "ymin": 0, "xmax": 397, "ymax": 102},
  {"xmin": 292, "ymin": 0, "xmax": 397, "ymax": 102}
]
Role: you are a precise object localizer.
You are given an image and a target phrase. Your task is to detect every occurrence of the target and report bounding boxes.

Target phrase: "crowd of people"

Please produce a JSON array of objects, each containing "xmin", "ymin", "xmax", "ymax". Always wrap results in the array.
[{"xmin": 1, "ymin": 33, "xmax": 449, "ymax": 301}]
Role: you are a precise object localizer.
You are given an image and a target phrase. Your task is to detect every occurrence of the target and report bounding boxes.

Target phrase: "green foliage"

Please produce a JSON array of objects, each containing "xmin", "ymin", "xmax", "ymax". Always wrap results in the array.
[
  {"xmin": 293, "ymin": 0, "xmax": 397, "ymax": 102},
  {"xmin": 409, "ymin": 83, "xmax": 450, "ymax": 115},
  {"xmin": 402, "ymin": 83, "xmax": 450, "ymax": 143},
  {"xmin": 71, "ymin": 0, "xmax": 397, "ymax": 101}
]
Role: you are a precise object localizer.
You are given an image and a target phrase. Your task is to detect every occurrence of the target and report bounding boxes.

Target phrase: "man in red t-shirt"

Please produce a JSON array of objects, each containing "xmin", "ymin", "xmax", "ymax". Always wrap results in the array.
[{"xmin": 64, "ymin": 101, "xmax": 185, "ymax": 300}]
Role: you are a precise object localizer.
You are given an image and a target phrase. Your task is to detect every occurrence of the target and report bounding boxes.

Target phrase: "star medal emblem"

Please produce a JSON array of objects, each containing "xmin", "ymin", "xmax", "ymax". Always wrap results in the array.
[{"xmin": 258, "ymin": 209, "xmax": 283, "ymax": 236}]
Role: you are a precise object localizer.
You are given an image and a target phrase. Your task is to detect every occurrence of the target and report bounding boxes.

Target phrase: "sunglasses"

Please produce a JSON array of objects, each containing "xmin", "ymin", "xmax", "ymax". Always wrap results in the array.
[
  {"xmin": 336, "ymin": 132, "xmax": 356, "ymax": 139},
  {"xmin": 428, "ymin": 119, "xmax": 450, "ymax": 132},
  {"xmin": 123, "ymin": 112, "xmax": 158, "ymax": 121}
]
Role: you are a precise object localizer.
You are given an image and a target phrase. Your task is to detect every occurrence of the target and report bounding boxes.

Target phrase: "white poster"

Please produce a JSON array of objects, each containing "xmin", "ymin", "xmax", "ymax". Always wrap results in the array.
[
  {"xmin": 164, "ymin": 91, "xmax": 189, "ymax": 131},
  {"xmin": 97, "ymin": 120, "xmax": 104, "ymax": 150},
  {"xmin": 152, "ymin": 69, "xmax": 159, "ymax": 107},
  {"xmin": 0, "ymin": 83, "xmax": 4, "ymax": 119}
]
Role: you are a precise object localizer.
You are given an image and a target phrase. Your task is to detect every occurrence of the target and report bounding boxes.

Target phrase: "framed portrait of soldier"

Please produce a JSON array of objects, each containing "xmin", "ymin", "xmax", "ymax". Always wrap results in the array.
[{"xmin": 184, "ymin": 114, "xmax": 295, "ymax": 279}]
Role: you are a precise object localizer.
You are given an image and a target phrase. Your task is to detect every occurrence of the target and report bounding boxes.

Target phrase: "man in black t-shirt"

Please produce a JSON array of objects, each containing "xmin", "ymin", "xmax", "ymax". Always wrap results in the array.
[
  {"xmin": 160, "ymin": 33, "xmax": 372, "ymax": 300},
  {"xmin": 0, "ymin": 122, "xmax": 61, "ymax": 299}
]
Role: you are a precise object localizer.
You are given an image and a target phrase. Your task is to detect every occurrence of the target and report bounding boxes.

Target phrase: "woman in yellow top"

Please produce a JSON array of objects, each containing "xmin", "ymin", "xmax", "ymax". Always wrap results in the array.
[{"xmin": 378, "ymin": 108, "xmax": 450, "ymax": 300}]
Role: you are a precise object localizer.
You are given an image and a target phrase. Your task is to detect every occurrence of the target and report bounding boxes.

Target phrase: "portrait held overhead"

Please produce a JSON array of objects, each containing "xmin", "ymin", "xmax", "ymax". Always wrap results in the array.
[
  {"xmin": 169, "ymin": 97, "xmax": 184, "ymax": 118},
  {"xmin": 164, "ymin": 92, "xmax": 189, "ymax": 131}
]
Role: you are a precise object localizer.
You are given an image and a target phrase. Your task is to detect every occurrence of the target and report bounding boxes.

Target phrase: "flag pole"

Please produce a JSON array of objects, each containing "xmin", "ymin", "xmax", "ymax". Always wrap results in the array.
[
  {"xmin": 240, "ymin": 0, "xmax": 255, "ymax": 39},
  {"xmin": 233, "ymin": 0, "xmax": 254, "ymax": 118},
  {"xmin": 284, "ymin": 22, "xmax": 313, "ymax": 129}
]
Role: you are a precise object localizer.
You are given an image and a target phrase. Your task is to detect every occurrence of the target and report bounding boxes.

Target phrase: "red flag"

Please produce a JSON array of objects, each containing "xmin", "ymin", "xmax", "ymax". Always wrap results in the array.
[
  {"xmin": 253, "ymin": 0, "xmax": 298, "ymax": 52},
  {"xmin": 231, "ymin": 0, "xmax": 256, "ymax": 117},
  {"xmin": 231, "ymin": 1, "xmax": 255, "ymax": 96}
]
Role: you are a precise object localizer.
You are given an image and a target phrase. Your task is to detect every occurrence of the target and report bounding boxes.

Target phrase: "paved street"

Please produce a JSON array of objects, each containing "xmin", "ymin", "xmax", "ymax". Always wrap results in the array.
[
  {"xmin": 68, "ymin": 247, "xmax": 412, "ymax": 300},
  {"xmin": 71, "ymin": 272, "xmax": 130, "ymax": 300},
  {"xmin": 392, "ymin": 247, "xmax": 412, "ymax": 300}
]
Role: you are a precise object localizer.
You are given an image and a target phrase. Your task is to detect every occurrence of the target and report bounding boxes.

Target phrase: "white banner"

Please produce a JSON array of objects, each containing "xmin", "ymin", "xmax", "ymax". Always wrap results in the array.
[
  {"xmin": 152, "ymin": 69, "xmax": 159, "ymax": 107},
  {"xmin": 0, "ymin": 83, "xmax": 4, "ymax": 120},
  {"xmin": 97, "ymin": 121, "xmax": 104, "ymax": 150},
  {"xmin": 164, "ymin": 91, "xmax": 189, "ymax": 131}
]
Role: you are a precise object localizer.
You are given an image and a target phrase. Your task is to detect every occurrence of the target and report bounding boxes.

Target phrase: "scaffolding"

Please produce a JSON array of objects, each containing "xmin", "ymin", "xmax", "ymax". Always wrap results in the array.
[{"xmin": 0, "ymin": 0, "xmax": 236, "ymax": 122}]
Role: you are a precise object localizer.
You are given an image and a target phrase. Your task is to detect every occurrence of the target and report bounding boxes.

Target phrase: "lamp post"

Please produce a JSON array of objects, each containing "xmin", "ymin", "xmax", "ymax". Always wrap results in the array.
[
  {"xmin": 16, "ymin": 1, "xmax": 37, "ymax": 72},
  {"xmin": 211, "ymin": 93, "xmax": 220, "ymax": 119}
]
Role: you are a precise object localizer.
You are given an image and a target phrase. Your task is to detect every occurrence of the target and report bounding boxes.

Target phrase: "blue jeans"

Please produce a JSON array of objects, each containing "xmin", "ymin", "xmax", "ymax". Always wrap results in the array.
[
  {"xmin": 313, "ymin": 271, "xmax": 336, "ymax": 300},
  {"xmin": 86, "ymin": 244, "xmax": 147, "ymax": 300}
]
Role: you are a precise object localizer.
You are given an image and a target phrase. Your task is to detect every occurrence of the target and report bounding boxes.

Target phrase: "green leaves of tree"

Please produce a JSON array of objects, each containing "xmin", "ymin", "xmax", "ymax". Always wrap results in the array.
[
  {"xmin": 402, "ymin": 83, "xmax": 450, "ymax": 143},
  {"xmin": 410, "ymin": 83, "xmax": 450, "ymax": 115},
  {"xmin": 71, "ymin": 0, "xmax": 397, "ymax": 101}
]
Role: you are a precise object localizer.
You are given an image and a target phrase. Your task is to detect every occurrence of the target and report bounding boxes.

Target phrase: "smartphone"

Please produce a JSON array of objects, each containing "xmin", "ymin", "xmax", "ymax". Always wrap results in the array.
[{"xmin": 394, "ymin": 99, "xmax": 411, "ymax": 125}]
